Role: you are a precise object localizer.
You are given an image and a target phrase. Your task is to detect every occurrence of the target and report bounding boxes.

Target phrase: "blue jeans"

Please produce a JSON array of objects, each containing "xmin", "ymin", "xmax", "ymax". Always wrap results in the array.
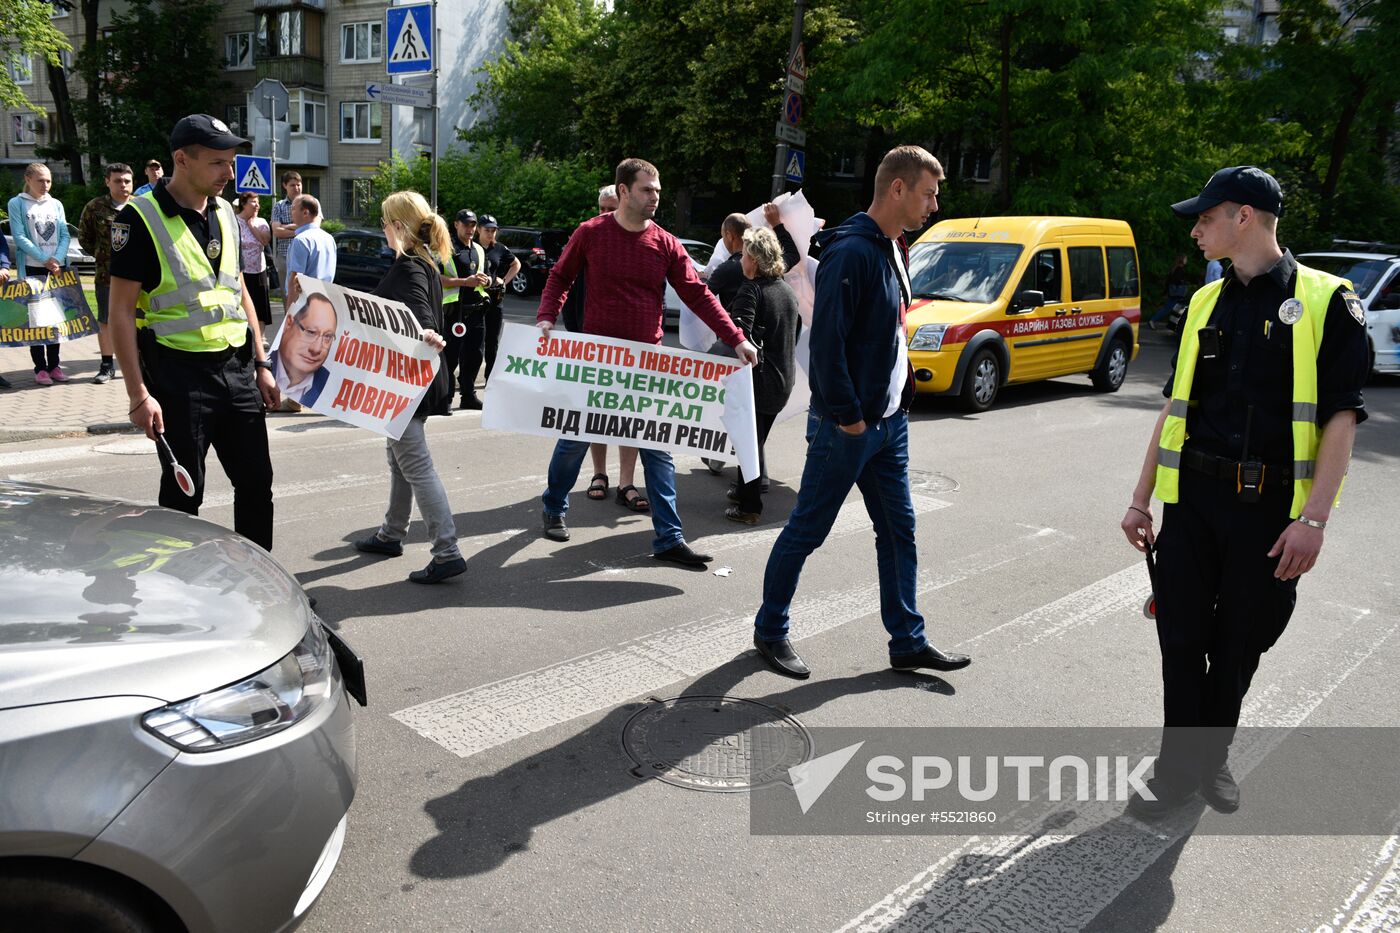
[
  {"xmin": 542, "ymin": 439, "xmax": 684, "ymax": 554},
  {"xmin": 754, "ymin": 409, "xmax": 927, "ymax": 655}
]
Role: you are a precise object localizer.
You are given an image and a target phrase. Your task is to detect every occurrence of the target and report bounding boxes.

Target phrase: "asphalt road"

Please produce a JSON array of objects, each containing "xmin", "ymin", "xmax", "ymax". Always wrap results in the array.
[{"xmin": 5, "ymin": 330, "xmax": 1398, "ymax": 932}]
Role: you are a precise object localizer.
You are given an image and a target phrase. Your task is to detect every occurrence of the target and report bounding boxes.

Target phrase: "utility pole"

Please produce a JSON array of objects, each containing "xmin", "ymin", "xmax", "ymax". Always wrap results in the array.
[
  {"xmin": 771, "ymin": 0, "xmax": 807, "ymax": 198},
  {"xmin": 430, "ymin": 0, "xmax": 439, "ymax": 211}
]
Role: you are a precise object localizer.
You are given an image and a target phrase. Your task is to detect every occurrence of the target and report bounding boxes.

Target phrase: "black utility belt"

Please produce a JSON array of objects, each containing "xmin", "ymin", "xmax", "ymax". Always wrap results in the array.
[
  {"xmin": 150, "ymin": 340, "xmax": 245, "ymax": 367},
  {"xmin": 1182, "ymin": 447, "xmax": 1292, "ymax": 491}
]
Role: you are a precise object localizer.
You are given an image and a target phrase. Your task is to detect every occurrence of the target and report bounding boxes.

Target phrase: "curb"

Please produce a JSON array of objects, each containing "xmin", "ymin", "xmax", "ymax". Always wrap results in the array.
[
  {"xmin": 0, "ymin": 425, "xmax": 92, "ymax": 444},
  {"xmin": 87, "ymin": 422, "xmax": 140, "ymax": 436}
]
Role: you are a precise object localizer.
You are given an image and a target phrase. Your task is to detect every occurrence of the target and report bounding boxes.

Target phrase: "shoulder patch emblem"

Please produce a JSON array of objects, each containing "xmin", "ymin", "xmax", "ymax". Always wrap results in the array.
[
  {"xmin": 1342, "ymin": 290, "xmax": 1365, "ymax": 325},
  {"xmin": 111, "ymin": 223, "xmax": 130, "ymax": 251}
]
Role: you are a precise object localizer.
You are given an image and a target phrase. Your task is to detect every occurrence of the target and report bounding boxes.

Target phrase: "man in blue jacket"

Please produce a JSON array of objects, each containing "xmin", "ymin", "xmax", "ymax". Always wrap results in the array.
[{"xmin": 752, "ymin": 145, "xmax": 972, "ymax": 680}]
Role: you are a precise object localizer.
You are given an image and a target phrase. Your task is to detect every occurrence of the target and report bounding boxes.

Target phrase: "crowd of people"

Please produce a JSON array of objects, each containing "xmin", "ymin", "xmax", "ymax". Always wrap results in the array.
[{"xmin": 10, "ymin": 112, "xmax": 1372, "ymax": 823}]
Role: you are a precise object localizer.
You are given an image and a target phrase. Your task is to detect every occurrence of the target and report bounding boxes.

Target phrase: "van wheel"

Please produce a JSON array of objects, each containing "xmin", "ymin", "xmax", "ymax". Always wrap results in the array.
[
  {"xmin": 1092, "ymin": 337, "xmax": 1130, "ymax": 392},
  {"xmin": 960, "ymin": 348, "xmax": 1000, "ymax": 412}
]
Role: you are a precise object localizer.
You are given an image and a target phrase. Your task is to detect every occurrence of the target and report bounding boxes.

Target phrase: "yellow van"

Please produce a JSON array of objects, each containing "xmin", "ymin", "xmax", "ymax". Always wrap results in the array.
[{"xmin": 905, "ymin": 216, "xmax": 1141, "ymax": 411}]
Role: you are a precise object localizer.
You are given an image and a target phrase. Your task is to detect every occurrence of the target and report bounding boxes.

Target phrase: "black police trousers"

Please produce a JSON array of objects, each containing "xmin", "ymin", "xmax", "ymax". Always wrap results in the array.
[
  {"xmin": 461, "ymin": 303, "xmax": 504, "ymax": 394},
  {"xmin": 1152, "ymin": 461, "xmax": 1298, "ymax": 788},
  {"xmin": 144, "ymin": 339, "xmax": 274, "ymax": 551}
]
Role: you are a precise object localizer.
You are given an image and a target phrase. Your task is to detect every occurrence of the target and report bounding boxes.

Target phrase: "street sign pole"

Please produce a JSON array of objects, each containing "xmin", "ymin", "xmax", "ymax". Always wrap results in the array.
[
  {"xmin": 264, "ymin": 92, "xmax": 276, "ymax": 210},
  {"xmin": 431, "ymin": 0, "xmax": 438, "ymax": 212},
  {"xmin": 772, "ymin": 0, "xmax": 806, "ymax": 198}
]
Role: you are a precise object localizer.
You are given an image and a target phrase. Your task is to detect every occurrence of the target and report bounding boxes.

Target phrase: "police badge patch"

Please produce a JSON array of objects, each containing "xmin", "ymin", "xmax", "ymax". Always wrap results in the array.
[
  {"xmin": 111, "ymin": 223, "xmax": 130, "ymax": 251},
  {"xmin": 1278, "ymin": 298, "xmax": 1304, "ymax": 325},
  {"xmin": 1342, "ymin": 290, "xmax": 1366, "ymax": 325}
]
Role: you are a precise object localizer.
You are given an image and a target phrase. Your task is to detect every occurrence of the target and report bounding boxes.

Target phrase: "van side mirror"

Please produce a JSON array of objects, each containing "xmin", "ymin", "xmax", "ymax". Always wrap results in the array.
[{"xmin": 1011, "ymin": 290, "xmax": 1045, "ymax": 312}]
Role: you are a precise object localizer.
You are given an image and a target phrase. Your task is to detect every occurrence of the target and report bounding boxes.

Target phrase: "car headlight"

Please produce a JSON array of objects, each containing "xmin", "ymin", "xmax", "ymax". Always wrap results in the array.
[
  {"xmin": 143, "ymin": 625, "xmax": 336, "ymax": 751},
  {"xmin": 909, "ymin": 324, "xmax": 948, "ymax": 351}
]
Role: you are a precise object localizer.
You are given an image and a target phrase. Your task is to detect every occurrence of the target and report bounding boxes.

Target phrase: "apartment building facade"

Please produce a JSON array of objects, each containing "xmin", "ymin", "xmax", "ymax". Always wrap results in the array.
[{"xmin": 3, "ymin": 0, "xmax": 508, "ymax": 222}]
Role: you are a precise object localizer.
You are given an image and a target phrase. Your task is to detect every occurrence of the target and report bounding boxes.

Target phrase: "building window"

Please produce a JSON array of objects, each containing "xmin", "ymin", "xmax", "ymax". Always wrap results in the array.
[
  {"xmin": 341, "ymin": 22, "xmax": 382, "ymax": 64},
  {"xmin": 833, "ymin": 153, "xmax": 856, "ymax": 177},
  {"xmin": 256, "ymin": 10, "xmax": 323, "ymax": 58},
  {"xmin": 225, "ymin": 103, "xmax": 249, "ymax": 137},
  {"xmin": 49, "ymin": 1, "xmax": 69, "ymax": 17},
  {"xmin": 339, "ymin": 102, "xmax": 382, "ymax": 142},
  {"xmin": 289, "ymin": 89, "xmax": 327, "ymax": 137},
  {"xmin": 9, "ymin": 55, "xmax": 33, "ymax": 86},
  {"xmin": 225, "ymin": 32, "xmax": 253, "ymax": 70},
  {"xmin": 12, "ymin": 113, "xmax": 33, "ymax": 145},
  {"xmin": 341, "ymin": 178, "xmax": 375, "ymax": 220},
  {"xmin": 960, "ymin": 149, "xmax": 992, "ymax": 182}
]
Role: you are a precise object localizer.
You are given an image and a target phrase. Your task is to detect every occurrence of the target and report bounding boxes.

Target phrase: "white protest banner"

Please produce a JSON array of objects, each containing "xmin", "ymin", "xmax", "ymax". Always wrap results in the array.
[
  {"xmin": 483, "ymin": 323, "xmax": 760, "ymax": 478},
  {"xmin": 269, "ymin": 274, "xmax": 440, "ymax": 440}
]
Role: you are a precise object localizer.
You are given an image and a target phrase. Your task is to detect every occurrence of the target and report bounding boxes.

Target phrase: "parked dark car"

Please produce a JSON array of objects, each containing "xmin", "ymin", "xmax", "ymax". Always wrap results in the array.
[
  {"xmin": 496, "ymin": 226, "xmax": 570, "ymax": 297},
  {"xmin": 331, "ymin": 228, "xmax": 395, "ymax": 291}
]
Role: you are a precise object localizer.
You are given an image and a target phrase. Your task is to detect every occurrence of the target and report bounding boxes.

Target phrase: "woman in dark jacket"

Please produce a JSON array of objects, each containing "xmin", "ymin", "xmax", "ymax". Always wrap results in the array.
[
  {"xmin": 353, "ymin": 190, "xmax": 463, "ymax": 583},
  {"xmin": 727, "ymin": 226, "xmax": 800, "ymax": 524}
]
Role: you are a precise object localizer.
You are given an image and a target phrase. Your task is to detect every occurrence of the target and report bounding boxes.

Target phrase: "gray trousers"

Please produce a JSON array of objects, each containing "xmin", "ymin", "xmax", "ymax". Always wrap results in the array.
[{"xmin": 377, "ymin": 417, "xmax": 461, "ymax": 560}]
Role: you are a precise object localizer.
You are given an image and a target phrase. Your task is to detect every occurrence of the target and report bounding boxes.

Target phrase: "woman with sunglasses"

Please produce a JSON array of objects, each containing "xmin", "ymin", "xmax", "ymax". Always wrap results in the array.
[{"xmin": 353, "ymin": 191, "xmax": 464, "ymax": 584}]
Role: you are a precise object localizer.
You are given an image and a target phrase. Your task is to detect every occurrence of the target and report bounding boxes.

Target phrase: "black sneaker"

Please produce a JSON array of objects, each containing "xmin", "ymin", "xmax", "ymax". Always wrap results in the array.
[
  {"xmin": 409, "ymin": 556, "xmax": 467, "ymax": 584},
  {"xmin": 92, "ymin": 367, "xmax": 113, "ymax": 385},
  {"xmin": 459, "ymin": 394, "xmax": 483, "ymax": 410}
]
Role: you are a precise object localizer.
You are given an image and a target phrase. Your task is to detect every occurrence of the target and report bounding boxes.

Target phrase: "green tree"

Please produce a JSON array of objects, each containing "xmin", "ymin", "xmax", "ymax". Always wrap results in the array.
[
  {"xmin": 73, "ymin": 0, "xmax": 227, "ymax": 172},
  {"xmin": 0, "ymin": 0, "xmax": 70, "ymax": 112}
]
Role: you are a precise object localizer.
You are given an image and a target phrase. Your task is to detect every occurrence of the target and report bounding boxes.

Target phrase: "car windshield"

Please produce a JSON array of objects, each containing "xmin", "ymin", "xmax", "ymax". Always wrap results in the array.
[
  {"xmin": 1299, "ymin": 256, "xmax": 1393, "ymax": 296},
  {"xmin": 908, "ymin": 241, "xmax": 1024, "ymax": 303},
  {"xmin": 683, "ymin": 241, "xmax": 714, "ymax": 266}
]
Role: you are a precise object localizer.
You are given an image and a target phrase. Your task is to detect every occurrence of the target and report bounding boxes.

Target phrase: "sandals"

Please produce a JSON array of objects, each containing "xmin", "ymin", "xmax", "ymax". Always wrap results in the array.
[
  {"xmin": 586, "ymin": 473, "xmax": 609, "ymax": 500},
  {"xmin": 616, "ymin": 484, "xmax": 650, "ymax": 513}
]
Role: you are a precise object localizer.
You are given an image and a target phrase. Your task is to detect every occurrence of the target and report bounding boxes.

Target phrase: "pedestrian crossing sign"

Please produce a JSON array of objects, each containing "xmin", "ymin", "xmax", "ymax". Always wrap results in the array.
[
  {"xmin": 234, "ymin": 155, "xmax": 273, "ymax": 195},
  {"xmin": 386, "ymin": 3, "xmax": 433, "ymax": 75},
  {"xmin": 784, "ymin": 149, "xmax": 805, "ymax": 184}
]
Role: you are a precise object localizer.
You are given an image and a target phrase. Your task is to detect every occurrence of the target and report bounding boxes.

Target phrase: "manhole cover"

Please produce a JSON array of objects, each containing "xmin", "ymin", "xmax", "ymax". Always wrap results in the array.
[
  {"xmin": 621, "ymin": 695, "xmax": 812, "ymax": 793},
  {"xmin": 908, "ymin": 470, "xmax": 959, "ymax": 493}
]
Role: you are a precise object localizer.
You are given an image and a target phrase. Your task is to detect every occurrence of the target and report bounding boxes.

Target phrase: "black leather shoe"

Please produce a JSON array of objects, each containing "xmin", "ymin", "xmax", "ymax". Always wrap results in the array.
[
  {"xmin": 409, "ymin": 556, "xmax": 467, "ymax": 584},
  {"xmin": 459, "ymin": 394, "xmax": 483, "ymax": 410},
  {"xmin": 354, "ymin": 534, "xmax": 403, "ymax": 557},
  {"xmin": 653, "ymin": 542, "xmax": 712, "ymax": 567},
  {"xmin": 542, "ymin": 512, "xmax": 570, "ymax": 542},
  {"xmin": 1127, "ymin": 777, "xmax": 1199, "ymax": 820},
  {"xmin": 890, "ymin": 645, "xmax": 972, "ymax": 672},
  {"xmin": 726, "ymin": 484, "xmax": 740, "ymax": 503},
  {"xmin": 1200, "ymin": 763, "xmax": 1240, "ymax": 813},
  {"xmin": 753, "ymin": 634, "xmax": 810, "ymax": 679}
]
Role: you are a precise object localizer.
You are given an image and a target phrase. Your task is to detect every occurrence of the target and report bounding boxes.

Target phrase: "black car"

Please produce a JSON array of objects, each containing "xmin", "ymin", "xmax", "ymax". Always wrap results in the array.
[
  {"xmin": 331, "ymin": 229, "xmax": 395, "ymax": 291},
  {"xmin": 496, "ymin": 226, "xmax": 570, "ymax": 297}
]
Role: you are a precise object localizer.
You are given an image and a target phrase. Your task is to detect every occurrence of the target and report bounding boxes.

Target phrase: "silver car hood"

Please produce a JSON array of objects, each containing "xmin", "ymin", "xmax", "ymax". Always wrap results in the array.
[{"xmin": 0, "ymin": 482, "xmax": 311, "ymax": 709}]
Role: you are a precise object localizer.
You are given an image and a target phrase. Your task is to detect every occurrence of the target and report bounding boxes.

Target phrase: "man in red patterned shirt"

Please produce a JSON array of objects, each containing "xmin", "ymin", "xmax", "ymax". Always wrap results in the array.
[{"xmin": 536, "ymin": 158, "xmax": 759, "ymax": 567}]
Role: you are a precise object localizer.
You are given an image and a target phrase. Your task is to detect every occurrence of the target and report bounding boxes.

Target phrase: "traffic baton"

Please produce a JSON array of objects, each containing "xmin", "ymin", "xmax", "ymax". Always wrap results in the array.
[
  {"xmin": 155, "ymin": 432, "xmax": 196, "ymax": 497},
  {"xmin": 1142, "ymin": 540, "xmax": 1158, "ymax": 619}
]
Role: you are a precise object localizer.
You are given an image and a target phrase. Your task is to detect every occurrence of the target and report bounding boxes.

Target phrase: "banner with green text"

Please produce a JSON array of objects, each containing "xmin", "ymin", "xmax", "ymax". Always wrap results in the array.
[
  {"xmin": 0, "ymin": 268, "xmax": 97, "ymax": 348},
  {"xmin": 483, "ymin": 323, "xmax": 759, "ymax": 477}
]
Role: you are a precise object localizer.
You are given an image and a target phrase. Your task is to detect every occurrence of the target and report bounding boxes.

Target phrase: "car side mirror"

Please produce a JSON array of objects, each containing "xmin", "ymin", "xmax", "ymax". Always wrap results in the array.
[{"xmin": 1011, "ymin": 290, "xmax": 1045, "ymax": 313}]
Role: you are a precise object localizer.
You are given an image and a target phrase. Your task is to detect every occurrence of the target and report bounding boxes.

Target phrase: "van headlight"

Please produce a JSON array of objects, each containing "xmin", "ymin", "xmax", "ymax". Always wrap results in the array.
[
  {"xmin": 909, "ymin": 324, "xmax": 948, "ymax": 351},
  {"xmin": 143, "ymin": 625, "xmax": 336, "ymax": 751}
]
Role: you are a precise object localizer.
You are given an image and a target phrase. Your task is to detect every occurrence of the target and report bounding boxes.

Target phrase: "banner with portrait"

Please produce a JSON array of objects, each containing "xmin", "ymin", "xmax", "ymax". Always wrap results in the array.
[
  {"xmin": 269, "ymin": 275, "xmax": 440, "ymax": 440},
  {"xmin": 0, "ymin": 268, "xmax": 97, "ymax": 347},
  {"xmin": 483, "ymin": 323, "xmax": 760, "ymax": 478}
]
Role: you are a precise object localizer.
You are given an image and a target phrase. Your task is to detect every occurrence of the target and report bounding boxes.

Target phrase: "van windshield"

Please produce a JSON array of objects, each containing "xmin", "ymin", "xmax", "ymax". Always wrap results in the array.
[
  {"xmin": 1298, "ymin": 256, "xmax": 1392, "ymax": 296},
  {"xmin": 908, "ymin": 241, "xmax": 1024, "ymax": 303}
]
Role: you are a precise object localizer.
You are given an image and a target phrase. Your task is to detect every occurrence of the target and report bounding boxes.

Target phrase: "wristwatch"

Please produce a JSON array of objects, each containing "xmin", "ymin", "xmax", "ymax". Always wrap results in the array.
[
  {"xmin": 253, "ymin": 358, "xmax": 272, "ymax": 371},
  {"xmin": 1296, "ymin": 515, "xmax": 1327, "ymax": 530}
]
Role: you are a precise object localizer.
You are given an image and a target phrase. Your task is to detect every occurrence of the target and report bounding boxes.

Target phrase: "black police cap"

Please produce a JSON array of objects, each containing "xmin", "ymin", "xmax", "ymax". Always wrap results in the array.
[
  {"xmin": 169, "ymin": 114, "xmax": 248, "ymax": 152},
  {"xmin": 455, "ymin": 209, "xmax": 478, "ymax": 224},
  {"xmin": 1172, "ymin": 165, "xmax": 1283, "ymax": 219},
  {"xmin": 479, "ymin": 214, "xmax": 499, "ymax": 228}
]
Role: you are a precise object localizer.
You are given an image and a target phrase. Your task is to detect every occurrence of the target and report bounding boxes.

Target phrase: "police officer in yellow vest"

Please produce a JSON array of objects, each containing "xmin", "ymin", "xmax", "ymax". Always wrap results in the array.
[
  {"xmin": 108, "ymin": 115, "xmax": 281, "ymax": 551},
  {"xmin": 1121, "ymin": 166, "xmax": 1368, "ymax": 819}
]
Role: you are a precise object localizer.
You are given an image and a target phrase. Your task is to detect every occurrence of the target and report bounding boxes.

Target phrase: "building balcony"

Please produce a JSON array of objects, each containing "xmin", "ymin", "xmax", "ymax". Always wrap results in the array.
[
  {"xmin": 256, "ymin": 56, "xmax": 324, "ymax": 90},
  {"xmin": 289, "ymin": 135, "xmax": 329, "ymax": 168}
]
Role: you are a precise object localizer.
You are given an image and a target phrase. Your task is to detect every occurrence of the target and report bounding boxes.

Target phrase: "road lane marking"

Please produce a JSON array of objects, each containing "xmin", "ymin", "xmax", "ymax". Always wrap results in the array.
[
  {"xmin": 1314, "ymin": 830, "xmax": 1400, "ymax": 932},
  {"xmin": 392, "ymin": 524, "xmax": 1070, "ymax": 758},
  {"xmin": 835, "ymin": 609, "xmax": 1396, "ymax": 933}
]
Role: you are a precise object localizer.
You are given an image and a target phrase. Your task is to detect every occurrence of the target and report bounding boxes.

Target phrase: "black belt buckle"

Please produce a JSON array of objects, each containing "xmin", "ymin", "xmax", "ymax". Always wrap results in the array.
[{"xmin": 1236, "ymin": 460, "xmax": 1265, "ymax": 503}]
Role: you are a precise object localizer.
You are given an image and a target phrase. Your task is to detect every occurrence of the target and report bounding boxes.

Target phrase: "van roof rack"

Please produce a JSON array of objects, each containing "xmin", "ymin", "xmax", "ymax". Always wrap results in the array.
[{"xmin": 1328, "ymin": 239, "xmax": 1400, "ymax": 254}]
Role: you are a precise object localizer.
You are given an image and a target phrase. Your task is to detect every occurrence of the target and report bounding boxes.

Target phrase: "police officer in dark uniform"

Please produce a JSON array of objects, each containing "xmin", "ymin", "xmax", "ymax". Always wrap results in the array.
[
  {"xmin": 440, "ymin": 209, "xmax": 490, "ymax": 408},
  {"xmin": 108, "ymin": 114, "xmax": 280, "ymax": 550},
  {"xmin": 461, "ymin": 214, "xmax": 520, "ymax": 401},
  {"xmin": 1121, "ymin": 166, "xmax": 1369, "ymax": 818}
]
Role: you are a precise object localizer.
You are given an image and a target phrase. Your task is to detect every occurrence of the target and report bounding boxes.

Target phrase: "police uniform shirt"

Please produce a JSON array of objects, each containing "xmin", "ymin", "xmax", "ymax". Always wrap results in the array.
[
  {"xmin": 1162, "ymin": 250, "xmax": 1368, "ymax": 463},
  {"xmin": 454, "ymin": 239, "xmax": 485, "ymax": 307},
  {"xmin": 482, "ymin": 241, "xmax": 514, "ymax": 296},
  {"xmin": 109, "ymin": 179, "xmax": 242, "ymax": 294}
]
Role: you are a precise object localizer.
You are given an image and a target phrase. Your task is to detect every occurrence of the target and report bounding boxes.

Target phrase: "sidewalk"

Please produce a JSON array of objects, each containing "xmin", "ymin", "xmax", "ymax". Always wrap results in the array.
[{"xmin": 1, "ymin": 300, "xmax": 289, "ymax": 444}]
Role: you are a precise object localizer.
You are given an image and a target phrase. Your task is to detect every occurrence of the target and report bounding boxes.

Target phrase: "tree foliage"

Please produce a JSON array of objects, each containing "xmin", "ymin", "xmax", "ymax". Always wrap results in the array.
[
  {"xmin": 0, "ymin": 0, "xmax": 71, "ymax": 113},
  {"xmin": 73, "ymin": 0, "xmax": 227, "ymax": 172}
]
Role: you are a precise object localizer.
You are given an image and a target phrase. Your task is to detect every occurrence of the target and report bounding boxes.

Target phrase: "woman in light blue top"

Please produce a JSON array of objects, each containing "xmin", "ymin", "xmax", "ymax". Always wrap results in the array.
[{"xmin": 8, "ymin": 162, "xmax": 71, "ymax": 384}]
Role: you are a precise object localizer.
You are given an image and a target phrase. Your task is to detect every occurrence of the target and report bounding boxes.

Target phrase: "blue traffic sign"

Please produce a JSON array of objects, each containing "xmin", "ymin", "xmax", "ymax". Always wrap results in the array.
[
  {"xmin": 234, "ymin": 155, "xmax": 273, "ymax": 195},
  {"xmin": 385, "ymin": 3, "xmax": 433, "ymax": 76},
  {"xmin": 784, "ymin": 149, "xmax": 805, "ymax": 184},
  {"xmin": 783, "ymin": 91, "xmax": 803, "ymax": 127}
]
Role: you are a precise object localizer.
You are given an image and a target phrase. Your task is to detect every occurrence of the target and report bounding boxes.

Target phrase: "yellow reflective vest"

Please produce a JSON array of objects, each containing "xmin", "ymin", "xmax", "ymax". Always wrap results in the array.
[
  {"xmin": 442, "ymin": 241, "xmax": 487, "ymax": 306},
  {"xmin": 128, "ymin": 191, "xmax": 246, "ymax": 352},
  {"xmin": 1154, "ymin": 262, "xmax": 1349, "ymax": 518}
]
